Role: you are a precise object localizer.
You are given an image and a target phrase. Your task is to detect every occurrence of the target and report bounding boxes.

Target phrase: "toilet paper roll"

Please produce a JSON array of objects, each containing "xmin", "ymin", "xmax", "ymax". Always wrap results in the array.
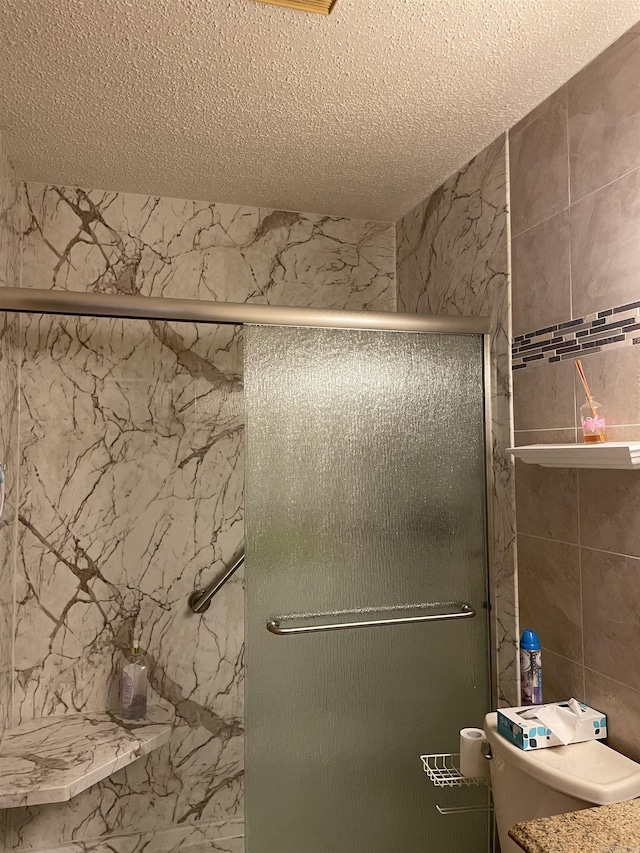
[{"xmin": 459, "ymin": 727, "xmax": 490, "ymax": 778}]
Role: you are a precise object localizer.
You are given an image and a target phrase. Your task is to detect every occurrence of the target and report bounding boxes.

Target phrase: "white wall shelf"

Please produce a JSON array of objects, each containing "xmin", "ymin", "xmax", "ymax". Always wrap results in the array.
[
  {"xmin": 0, "ymin": 707, "xmax": 171, "ymax": 808},
  {"xmin": 507, "ymin": 442, "xmax": 640, "ymax": 470}
]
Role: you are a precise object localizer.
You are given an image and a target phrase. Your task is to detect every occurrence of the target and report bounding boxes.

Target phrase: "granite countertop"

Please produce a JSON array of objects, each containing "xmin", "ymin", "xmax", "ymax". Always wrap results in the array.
[
  {"xmin": 509, "ymin": 799, "xmax": 640, "ymax": 853},
  {"xmin": 0, "ymin": 706, "xmax": 171, "ymax": 808}
]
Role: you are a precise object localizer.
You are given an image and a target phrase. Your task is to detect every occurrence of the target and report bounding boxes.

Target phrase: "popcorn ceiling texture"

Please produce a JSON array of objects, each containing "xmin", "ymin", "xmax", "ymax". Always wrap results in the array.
[{"xmin": 1, "ymin": 0, "xmax": 640, "ymax": 221}]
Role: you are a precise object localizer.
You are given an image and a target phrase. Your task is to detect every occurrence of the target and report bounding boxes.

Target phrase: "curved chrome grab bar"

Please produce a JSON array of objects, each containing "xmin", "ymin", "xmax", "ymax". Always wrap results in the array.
[
  {"xmin": 266, "ymin": 602, "xmax": 475, "ymax": 635},
  {"xmin": 189, "ymin": 550, "xmax": 244, "ymax": 613}
]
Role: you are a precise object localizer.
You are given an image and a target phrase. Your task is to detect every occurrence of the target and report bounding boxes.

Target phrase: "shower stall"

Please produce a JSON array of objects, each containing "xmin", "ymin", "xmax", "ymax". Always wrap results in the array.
[{"xmin": 0, "ymin": 287, "xmax": 494, "ymax": 853}]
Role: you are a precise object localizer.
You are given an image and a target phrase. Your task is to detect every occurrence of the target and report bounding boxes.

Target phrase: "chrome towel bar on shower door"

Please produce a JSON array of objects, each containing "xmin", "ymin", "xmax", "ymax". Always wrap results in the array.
[{"xmin": 266, "ymin": 602, "xmax": 475, "ymax": 635}]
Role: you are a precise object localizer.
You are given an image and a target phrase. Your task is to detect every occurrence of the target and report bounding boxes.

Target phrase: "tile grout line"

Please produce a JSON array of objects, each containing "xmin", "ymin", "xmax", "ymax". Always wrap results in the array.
[
  {"xmin": 514, "ymin": 423, "xmax": 640, "ymax": 432},
  {"xmin": 511, "ymin": 203, "xmax": 570, "ymax": 242},
  {"xmin": 504, "ymin": 128, "xmax": 521, "ymax": 708},
  {"xmin": 540, "ymin": 646, "xmax": 581, "ymax": 666},
  {"xmin": 576, "ymin": 470, "xmax": 586, "ymax": 702},
  {"xmin": 514, "ymin": 426, "xmax": 577, "ymax": 433},
  {"xmin": 566, "ymin": 92, "xmax": 574, "ymax": 324},
  {"xmin": 583, "ymin": 664, "xmax": 640, "ymax": 697},
  {"xmin": 570, "ymin": 160, "xmax": 640, "ymax": 210},
  {"xmin": 517, "ymin": 531, "xmax": 640, "ymax": 565},
  {"xmin": 572, "ymin": 342, "xmax": 577, "ymax": 434}
]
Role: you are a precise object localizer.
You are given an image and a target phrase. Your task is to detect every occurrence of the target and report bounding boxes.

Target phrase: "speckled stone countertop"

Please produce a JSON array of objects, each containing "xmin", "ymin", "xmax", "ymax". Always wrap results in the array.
[{"xmin": 509, "ymin": 799, "xmax": 640, "ymax": 852}]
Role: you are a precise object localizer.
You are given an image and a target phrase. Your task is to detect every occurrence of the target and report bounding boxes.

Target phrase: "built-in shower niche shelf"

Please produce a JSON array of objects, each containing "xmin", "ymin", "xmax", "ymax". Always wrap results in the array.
[
  {"xmin": 507, "ymin": 442, "xmax": 640, "ymax": 470},
  {"xmin": 0, "ymin": 706, "xmax": 171, "ymax": 808}
]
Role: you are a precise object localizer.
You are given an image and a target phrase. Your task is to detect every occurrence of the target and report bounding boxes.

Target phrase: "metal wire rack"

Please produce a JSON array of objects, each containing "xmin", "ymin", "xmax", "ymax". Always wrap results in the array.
[{"xmin": 420, "ymin": 753, "xmax": 490, "ymax": 788}]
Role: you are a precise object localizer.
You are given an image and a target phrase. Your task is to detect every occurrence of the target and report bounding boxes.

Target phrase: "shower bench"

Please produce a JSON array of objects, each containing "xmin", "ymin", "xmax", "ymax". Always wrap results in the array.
[{"xmin": 0, "ymin": 706, "xmax": 171, "ymax": 807}]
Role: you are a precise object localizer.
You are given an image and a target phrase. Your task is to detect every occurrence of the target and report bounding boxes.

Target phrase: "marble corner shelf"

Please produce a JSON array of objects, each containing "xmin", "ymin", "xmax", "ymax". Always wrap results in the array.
[
  {"xmin": 507, "ymin": 442, "xmax": 640, "ymax": 470},
  {"xmin": 0, "ymin": 707, "xmax": 171, "ymax": 808}
]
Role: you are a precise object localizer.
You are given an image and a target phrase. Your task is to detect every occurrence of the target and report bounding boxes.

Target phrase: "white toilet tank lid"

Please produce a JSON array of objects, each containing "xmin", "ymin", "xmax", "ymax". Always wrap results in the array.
[{"xmin": 484, "ymin": 712, "xmax": 640, "ymax": 805}]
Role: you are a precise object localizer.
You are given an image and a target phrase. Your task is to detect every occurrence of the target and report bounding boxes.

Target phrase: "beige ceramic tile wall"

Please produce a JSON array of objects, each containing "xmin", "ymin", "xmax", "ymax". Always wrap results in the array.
[{"xmin": 510, "ymin": 27, "xmax": 640, "ymax": 760}]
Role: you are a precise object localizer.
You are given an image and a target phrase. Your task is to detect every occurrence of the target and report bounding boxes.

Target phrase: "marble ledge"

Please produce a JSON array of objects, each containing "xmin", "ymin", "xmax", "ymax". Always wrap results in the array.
[
  {"xmin": 509, "ymin": 799, "xmax": 640, "ymax": 853},
  {"xmin": 0, "ymin": 706, "xmax": 171, "ymax": 808}
]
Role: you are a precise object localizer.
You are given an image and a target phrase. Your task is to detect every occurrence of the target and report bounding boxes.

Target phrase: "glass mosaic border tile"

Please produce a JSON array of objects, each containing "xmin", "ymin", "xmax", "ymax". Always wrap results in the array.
[{"xmin": 512, "ymin": 301, "xmax": 640, "ymax": 370}]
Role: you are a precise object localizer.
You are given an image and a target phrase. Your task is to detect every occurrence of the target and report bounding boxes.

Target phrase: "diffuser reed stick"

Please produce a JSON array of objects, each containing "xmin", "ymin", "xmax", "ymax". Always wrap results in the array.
[
  {"xmin": 575, "ymin": 359, "xmax": 597, "ymax": 417},
  {"xmin": 575, "ymin": 359, "xmax": 606, "ymax": 442}
]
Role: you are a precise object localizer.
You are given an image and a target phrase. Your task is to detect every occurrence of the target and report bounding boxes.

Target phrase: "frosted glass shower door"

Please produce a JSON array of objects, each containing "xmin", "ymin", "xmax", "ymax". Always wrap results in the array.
[{"xmin": 245, "ymin": 327, "xmax": 491, "ymax": 853}]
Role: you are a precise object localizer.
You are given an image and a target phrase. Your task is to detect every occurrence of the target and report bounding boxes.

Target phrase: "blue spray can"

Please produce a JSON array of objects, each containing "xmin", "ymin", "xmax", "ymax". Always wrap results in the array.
[{"xmin": 520, "ymin": 629, "xmax": 543, "ymax": 705}]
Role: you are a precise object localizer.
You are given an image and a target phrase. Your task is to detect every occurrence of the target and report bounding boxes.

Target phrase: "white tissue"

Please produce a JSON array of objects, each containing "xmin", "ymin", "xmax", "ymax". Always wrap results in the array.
[
  {"xmin": 534, "ymin": 698, "xmax": 582, "ymax": 745},
  {"xmin": 519, "ymin": 707, "xmax": 542, "ymax": 720},
  {"xmin": 459, "ymin": 728, "xmax": 490, "ymax": 778}
]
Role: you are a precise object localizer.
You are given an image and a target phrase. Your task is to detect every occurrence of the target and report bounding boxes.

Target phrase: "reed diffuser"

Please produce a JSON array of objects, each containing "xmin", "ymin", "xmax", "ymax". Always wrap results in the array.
[{"xmin": 575, "ymin": 359, "xmax": 607, "ymax": 443}]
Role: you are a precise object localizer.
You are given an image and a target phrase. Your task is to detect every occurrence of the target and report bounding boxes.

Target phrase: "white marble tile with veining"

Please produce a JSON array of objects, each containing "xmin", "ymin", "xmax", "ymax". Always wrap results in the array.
[
  {"xmin": 0, "ymin": 708, "xmax": 171, "ymax": 808},
  {"xmin": 0, "ymin": 124, "xmax": 23, "ymax": 853},
  {"xmin": 14, "ymin": 819, "xmax": 244, "ymax": 852},
  {"xmin": 0, "ymin": 129, "xmax": 22, "ymax": 757},
  {"xmin": 6, "ymin": 184, "xmax": 396, "ymax": 851},
  {"xmin": 396, "ymin": 134, "xmax": 518, "ymax": 706},
  {"xmin": 21, "ymin": 186, "xmax": 395, "ymax": 312}
]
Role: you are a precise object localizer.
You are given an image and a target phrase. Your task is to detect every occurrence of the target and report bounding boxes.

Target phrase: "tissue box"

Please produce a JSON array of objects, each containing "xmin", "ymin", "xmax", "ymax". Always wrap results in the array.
[{"xmin": 497, "ymin": 702, "xmax": 607, "ymax": 750}]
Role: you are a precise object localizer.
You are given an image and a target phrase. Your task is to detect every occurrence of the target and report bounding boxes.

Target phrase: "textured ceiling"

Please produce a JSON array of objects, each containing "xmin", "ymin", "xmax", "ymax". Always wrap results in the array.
[{"xmin": 1, "ymin": 0, "xmax": 640, "ymax": 221}]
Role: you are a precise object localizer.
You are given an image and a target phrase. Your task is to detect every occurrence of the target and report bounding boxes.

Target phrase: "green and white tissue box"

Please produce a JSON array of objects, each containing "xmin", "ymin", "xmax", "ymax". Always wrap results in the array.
[{"xmin": 497, "ymin": 702, "xmax": 607, "ymax": 750}]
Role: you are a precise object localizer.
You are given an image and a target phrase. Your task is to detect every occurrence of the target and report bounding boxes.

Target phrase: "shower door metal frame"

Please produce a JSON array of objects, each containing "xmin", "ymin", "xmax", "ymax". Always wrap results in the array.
[
  {"xmin": 0, "ymin": 284, "xmax": 498, "ymax": 706},
  {"xmin": 482, "ymin": 333, "xmax": 498, "ymax": 710},
  {"xmin": 0, "ymin": 286, "xmax": 487, "ymax": 334}
]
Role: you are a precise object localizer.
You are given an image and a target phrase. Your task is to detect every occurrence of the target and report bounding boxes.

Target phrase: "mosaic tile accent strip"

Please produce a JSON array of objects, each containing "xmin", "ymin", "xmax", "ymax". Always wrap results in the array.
[{"xmin": 512, "ymin": 301, "xmax": 640, "ymax": 370}]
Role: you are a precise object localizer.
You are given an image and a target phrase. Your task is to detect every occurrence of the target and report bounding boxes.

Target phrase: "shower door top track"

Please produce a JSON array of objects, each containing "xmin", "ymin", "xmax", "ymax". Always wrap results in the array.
[{"xmin": 0, "ymin": 287, "xmax": 490, "ymax": 334}]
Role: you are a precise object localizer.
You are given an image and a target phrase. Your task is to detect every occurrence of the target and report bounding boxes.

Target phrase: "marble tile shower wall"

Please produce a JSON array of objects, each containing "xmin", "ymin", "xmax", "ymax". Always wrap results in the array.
[
  {"xmin": 0, "ymin": 134, "xmax": 20, "ymax": 737},
  {"xmin": 4, "ymin": 184, "xmax": 395, "ymax": 853},
  {"xmin": 511, "ymin": 27, "xmax": 640, "ymax": 760},
  {"xmin": 396, "ymin": 135, "xmax": 518, "ymax": 706},
  {"xmin": 0, "ymin": 131, "xmax": 22, "ymax": 853}
]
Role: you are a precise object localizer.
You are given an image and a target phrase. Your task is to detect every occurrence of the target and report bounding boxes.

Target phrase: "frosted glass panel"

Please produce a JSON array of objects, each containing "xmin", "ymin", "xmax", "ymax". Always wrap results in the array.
[{"xmin": 245, "ymin": 327, "xmax": 491, "ymax": 853}]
